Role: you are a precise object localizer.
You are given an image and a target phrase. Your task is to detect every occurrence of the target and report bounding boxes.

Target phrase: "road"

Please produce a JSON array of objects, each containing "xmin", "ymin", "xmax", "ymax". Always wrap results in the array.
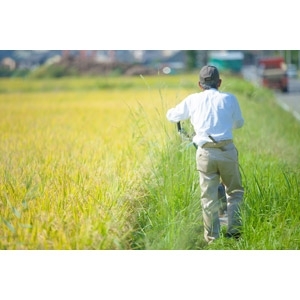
[
  {"xmin": 274, "ymin": 78, "xmax": 300, "ymax": 121},
  {"xmin": 242, "ymin": 66, "xmax": 300, "ymax": 121}
]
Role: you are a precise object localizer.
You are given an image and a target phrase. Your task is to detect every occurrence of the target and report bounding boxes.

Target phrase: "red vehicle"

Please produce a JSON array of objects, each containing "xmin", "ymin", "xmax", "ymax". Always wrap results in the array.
[{"xmin": 257, "ymin": 57, "xmax": 288, "ymax": 92}]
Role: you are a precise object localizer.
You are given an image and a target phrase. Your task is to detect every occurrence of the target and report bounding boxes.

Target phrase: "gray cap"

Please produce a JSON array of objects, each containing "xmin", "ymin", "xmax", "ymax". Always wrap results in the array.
[{"xmin": 199, "ymin": 65, "xmax": 220, "ymax": 87}]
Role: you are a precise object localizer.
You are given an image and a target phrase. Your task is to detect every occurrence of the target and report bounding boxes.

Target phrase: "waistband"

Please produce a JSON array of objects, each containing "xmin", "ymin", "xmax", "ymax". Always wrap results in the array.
[{"xmin": 202, "ymin": 139, "xmax": 233, "ymax": 149}]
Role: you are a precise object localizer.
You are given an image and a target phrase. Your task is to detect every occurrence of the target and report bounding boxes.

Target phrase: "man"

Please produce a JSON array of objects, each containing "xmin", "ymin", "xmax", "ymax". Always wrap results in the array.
[{"xmin": 166, "ymin": 65, "xmax": 244, "ymax": 243}]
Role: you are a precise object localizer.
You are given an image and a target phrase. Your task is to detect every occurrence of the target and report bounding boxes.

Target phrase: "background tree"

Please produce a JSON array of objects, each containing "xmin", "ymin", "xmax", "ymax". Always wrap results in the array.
[{"xmin": 185, "ymin": 50, "xmax": 198, "ymax": 70}]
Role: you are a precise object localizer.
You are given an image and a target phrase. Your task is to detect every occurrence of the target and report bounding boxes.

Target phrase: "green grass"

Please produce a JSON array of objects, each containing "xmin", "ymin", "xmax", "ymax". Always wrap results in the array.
[{"xmin": 129, "ymin": 75, "xmax": 300, "ymax": 250}]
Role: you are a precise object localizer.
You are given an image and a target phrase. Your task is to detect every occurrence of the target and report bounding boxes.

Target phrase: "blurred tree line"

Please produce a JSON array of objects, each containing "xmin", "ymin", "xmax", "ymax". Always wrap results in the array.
[{"xmin": 0, "ymin": 50, "xmax": 299, "ymax": 78}]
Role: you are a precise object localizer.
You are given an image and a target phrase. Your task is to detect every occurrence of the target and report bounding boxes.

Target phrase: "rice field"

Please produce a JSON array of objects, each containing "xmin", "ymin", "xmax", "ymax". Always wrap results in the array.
[
  {"xmin": 1, "ymin": 74, "xmax": 300, "ymax": 250},
  {"xmin": 0, "ymin": 75, "xmax": 191, "ymax": 249}
]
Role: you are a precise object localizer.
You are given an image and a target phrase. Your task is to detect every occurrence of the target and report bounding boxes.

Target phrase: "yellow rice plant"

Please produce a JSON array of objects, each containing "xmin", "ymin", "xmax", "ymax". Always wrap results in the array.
[{"xmin": 0, "ymin": 76, "xmax": 188, "ymax": 249}]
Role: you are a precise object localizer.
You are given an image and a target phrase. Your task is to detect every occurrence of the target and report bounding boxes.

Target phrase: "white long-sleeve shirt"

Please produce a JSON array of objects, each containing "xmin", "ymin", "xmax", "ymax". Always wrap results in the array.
[{"xmin": 166, "ymin": 88, "xmax": 244, "ymax": 147}]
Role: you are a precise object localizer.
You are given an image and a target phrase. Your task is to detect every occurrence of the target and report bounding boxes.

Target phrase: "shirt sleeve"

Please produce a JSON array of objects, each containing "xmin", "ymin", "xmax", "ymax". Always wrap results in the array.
[
  {"xmin": 166, "ymin": 97, "xmax": 190, "ymax": 122},
  {"xmin": 232, "ymin": 96, "xmax": 244, "ymax": 129}
]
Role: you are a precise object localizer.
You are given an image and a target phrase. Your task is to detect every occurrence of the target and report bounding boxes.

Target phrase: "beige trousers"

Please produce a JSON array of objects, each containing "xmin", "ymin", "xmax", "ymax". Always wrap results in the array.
[{"xmin": 196, "ymin": 142, "xmax": 244, "ymax": 243}]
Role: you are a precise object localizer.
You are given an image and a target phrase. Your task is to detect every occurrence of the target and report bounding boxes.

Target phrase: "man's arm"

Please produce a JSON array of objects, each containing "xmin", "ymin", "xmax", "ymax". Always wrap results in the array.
[
  {"xmin": 166, "ymin": 99, "xmax": 190, "ymax": 122},
  {"xmin": 232, "ymin": 97, "xmax": 244, "ymax": 129}
]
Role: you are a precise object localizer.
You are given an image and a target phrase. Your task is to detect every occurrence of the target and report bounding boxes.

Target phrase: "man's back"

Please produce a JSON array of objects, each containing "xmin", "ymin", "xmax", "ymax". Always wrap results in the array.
[{"xmin": 167, "ymin": 88, "xmax": 244, "ymax": 147}]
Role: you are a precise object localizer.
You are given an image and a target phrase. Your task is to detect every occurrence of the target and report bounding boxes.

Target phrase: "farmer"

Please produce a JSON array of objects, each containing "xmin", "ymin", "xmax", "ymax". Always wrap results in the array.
[{"xmin": 166, "ymin": 65, "xmax": 244, "ymax": 243}]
